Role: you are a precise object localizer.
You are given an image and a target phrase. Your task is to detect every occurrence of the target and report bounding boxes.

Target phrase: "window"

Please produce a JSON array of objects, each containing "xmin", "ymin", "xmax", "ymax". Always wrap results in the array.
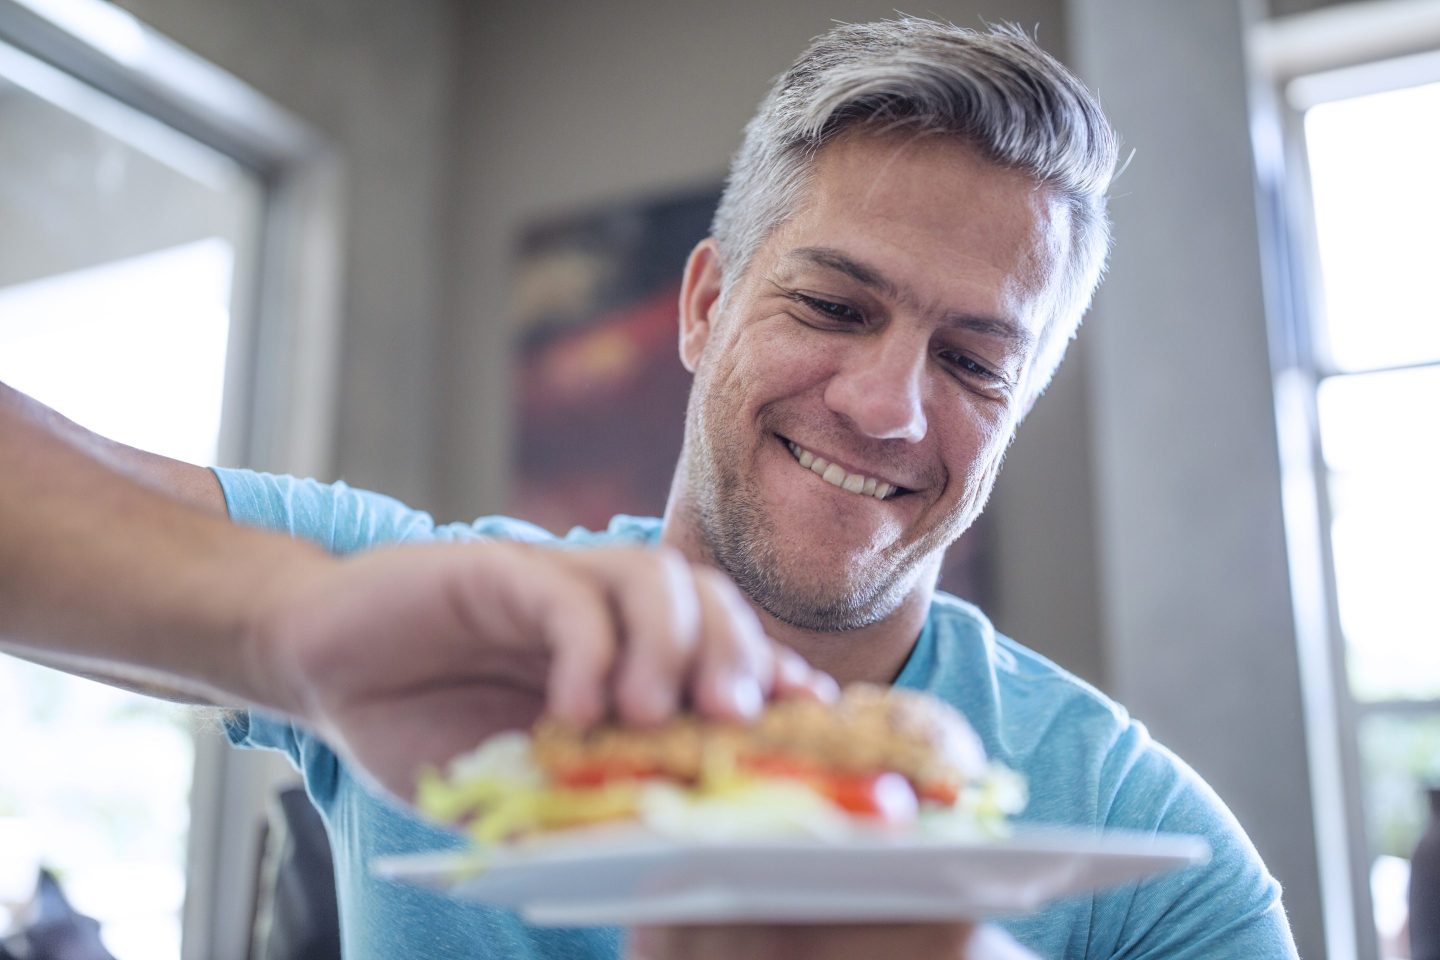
[
  {"xmin": 0, "ymin": 27, "xmax": 263, "ymax": 960},
  {"xmin": 1256, "ymin": 6, "xmax": 1440, "ymax": 958},
  {"xmin": 0, "ymin": 1, "xmax": 343, "ymax": 957},
  {"xmin": 1305, "ymin": 78, "xmax": 1440, "ymax": 958}
]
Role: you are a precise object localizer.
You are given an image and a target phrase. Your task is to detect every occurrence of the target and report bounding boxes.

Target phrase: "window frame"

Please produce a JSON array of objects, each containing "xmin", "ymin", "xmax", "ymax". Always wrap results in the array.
[
  {"xmin": 1252, "ymin": 4, "xmax": 1440, "ymax": 958},
  {"xmin": 0, "ymin": 1, "xmax": 345, "ymax": 957}
]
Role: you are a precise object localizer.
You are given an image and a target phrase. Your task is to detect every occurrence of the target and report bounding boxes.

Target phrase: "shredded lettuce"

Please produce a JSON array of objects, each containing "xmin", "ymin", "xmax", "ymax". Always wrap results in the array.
[
  {"xmin": 638, "ymin": 777, "xmax": 851, "ymax": 840},
  {"xmin": 418, "ymin": 732, "xmax": 1027, "ymax": 847},
  {"xmin": 918, "ymin": 762, "xmax": 1028, "ymax": 840}
]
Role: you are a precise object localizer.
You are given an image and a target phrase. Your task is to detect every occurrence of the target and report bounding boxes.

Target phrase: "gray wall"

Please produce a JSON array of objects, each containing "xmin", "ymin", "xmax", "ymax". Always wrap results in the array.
[
  {"xmin": 113, "ymin": 0, "xmax": 458, "ymax": 510},
  {"xmin": 1066, "ymin": 0, "xmax": 1324, "ymax": 956}
]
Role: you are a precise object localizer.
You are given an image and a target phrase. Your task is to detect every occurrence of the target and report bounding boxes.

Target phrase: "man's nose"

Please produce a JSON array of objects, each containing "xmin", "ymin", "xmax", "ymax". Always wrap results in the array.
[{"xmin": 822, "ymin": 335, "xmax": 929, "ymax": 443}]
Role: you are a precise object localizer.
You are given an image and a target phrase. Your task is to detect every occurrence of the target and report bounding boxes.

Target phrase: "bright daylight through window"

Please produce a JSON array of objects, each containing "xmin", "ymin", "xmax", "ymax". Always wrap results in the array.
[
  {"xmin": 1294, "ymin": 71, "xmax": 1440, "ymax": 959},
  {"xmin": 0, "ymin": 30, "xmax": 261, "ymax": 960}
]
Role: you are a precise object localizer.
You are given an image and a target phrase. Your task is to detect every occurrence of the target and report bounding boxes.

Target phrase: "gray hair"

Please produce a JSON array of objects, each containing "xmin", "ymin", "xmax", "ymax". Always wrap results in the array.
[{"xmin": 711, "ymin": 18, "xmax": 1120, "ymax": 400}]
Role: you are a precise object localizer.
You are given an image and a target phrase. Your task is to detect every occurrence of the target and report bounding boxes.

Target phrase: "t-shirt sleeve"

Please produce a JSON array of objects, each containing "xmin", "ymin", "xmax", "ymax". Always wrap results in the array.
[
  {"xmin": 1088, "ymin": 722, "xmax": 1298, "ymax": 959},
  {"xmin": 212, "ymin": 468, "xmax": 439, "ymax": 553},
  {"xmin": 221, "ymin": 709, "xmax": 344, "ymax": 805},
  {"xmin": 212, "ymin": 468, "xmax": 558, "ymax": 548}
]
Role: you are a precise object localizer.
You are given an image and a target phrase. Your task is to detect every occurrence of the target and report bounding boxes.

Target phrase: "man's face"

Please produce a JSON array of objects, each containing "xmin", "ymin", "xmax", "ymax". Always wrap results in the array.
[{"xmin": 675, "ymin": 133, "xmax": 1066, "ymax": 632}]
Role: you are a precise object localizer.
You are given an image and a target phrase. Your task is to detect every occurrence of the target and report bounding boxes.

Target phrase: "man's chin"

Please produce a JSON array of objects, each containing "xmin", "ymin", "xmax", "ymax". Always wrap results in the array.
[{"xmin": 744, "ymin": 564, "xmax": 909, "ymax": 634}]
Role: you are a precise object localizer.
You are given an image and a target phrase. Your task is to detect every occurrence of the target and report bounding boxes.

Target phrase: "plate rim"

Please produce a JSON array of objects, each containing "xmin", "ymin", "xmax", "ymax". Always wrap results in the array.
[{"xmin": 371, "ymin": 823, "xmax": 1212, "ymax": 878}]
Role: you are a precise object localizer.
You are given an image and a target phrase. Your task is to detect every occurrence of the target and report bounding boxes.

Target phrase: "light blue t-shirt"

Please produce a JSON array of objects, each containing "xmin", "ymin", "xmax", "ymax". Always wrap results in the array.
[{"xmin": 216, "ymin": 469, "xmax": 1298, "ymax": 959}]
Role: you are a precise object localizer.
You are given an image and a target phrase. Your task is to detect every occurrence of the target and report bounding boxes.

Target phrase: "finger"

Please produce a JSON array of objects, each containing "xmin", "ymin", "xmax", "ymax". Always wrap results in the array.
[
  {"xmin": 772, "ymin": 645, "xmax": 840, "ymax": 703},
  {"xmin": 519, "ymin": 554, "xmax": 619, "ymax": 728},
  {"xmin": 689, "ymin": 566, "xmax": 772, "ymax": 720},
  {"xmin": 554, "ymin": 547, "xmax": 703, "ymax": 726},
  {"xmin": 610, "ymin": 548, "xmax": 702, "ymax": 724}
]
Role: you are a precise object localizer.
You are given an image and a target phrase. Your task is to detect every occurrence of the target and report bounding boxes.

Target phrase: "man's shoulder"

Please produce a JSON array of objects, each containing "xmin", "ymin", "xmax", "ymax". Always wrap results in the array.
[
  {"xmin": 919, "ymin": 593, "xmax": 1128, "ymax": 732},
  {"xmin": 914, "ymin": 594, "xmax": 1157, "ymax": 825}
]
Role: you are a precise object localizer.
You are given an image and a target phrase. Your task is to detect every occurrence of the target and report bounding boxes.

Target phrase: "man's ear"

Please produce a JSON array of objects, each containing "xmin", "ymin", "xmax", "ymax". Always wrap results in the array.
[{"xmin": 678, "ymin": 237, "xmax": 724, "ymax": 373}]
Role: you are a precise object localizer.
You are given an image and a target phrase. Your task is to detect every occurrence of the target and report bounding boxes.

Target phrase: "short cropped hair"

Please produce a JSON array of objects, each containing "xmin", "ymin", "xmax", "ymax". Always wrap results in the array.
[{"xmin": 711, "ymin": 19, "xmax": 1119, "ymax": 401}]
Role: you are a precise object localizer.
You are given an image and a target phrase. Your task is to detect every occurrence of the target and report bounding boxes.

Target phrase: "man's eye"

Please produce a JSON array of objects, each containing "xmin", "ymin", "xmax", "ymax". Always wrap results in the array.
[
  {"xmin": 794, "ymin": 293, "xmax": 864, "ymax": 325},
  {"xmin": 939, "ymin": 350, "xmax": 1001, "ymax": 382}
]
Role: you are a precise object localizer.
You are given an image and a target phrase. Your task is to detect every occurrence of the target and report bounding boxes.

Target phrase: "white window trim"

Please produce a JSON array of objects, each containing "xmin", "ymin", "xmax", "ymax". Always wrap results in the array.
[
  {"xmin": 1251, "ymin": 3, "xmax": 1440, "ymax": 959},
  {"xmin": 0, "ymin": 2, "xmax": 345, "ymax": 958}
]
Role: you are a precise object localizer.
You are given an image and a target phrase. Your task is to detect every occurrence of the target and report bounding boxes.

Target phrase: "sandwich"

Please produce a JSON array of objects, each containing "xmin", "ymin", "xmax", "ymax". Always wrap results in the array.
[{"xmin": 417, "ymin": 683, "xmax": 1025, "ymax": 845}]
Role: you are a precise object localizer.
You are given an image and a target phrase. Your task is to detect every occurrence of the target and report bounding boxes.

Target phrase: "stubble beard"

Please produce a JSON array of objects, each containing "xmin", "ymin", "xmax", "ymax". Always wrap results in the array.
[{"xmin": 682, "ymin": 402, "xmax": 931, "ymax": 634}]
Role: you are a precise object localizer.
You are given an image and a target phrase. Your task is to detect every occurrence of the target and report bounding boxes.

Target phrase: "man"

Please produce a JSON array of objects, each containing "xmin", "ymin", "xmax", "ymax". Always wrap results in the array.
[{"xmin": 1, "ymin": 17, "xmax": 1297, "ymax": 960}]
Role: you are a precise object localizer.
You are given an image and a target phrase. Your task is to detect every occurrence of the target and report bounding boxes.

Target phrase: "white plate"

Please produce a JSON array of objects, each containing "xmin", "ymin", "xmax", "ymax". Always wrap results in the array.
[{"xmin": 373, "ymin": 825, "xmax": 1210, "ymax": 926}]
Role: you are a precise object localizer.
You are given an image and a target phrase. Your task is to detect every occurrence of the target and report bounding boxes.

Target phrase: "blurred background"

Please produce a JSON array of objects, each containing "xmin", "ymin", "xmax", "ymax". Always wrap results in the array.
[{"xmin": 0, "ymin": 0, "xmax": 1436, "ymax": 958}]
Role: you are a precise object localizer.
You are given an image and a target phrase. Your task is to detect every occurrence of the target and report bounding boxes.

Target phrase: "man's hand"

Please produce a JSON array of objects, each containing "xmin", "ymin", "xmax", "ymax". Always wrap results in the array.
[
  {"xmin": 249, "ymin": 540, "xmax": 836, "ymax": 800},
  {"xmin": 2, "ymin": 379, "xmax": 831, "ymax": 804},
  {"xmin": 628, "ymin": 922, "xmax": 1039, "ymax": 960}
]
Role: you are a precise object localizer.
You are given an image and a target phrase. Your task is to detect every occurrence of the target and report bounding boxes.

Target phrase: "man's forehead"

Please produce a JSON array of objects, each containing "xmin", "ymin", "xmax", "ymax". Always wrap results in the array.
[
  {"xmin": 771, "ymin": 133, "xmax": 1068, "ymax": 310},
  {"xmin": 749, "ymin": 143, "xmax": 1062, "ymax": 340}
]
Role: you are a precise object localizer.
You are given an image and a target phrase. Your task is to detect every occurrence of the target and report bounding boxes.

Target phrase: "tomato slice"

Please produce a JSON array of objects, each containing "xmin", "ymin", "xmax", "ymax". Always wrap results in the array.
[
  {"xmin": 551, "ymin": 760, "xmax": 663, "ymax": 789},
  {"xmin": 740, "ymin": 753, "xmax": 918, "ymax": 823},
  {"xmin": 819, "ymin": 771, "xmax": 918, "ymax": 823},
  {"xmin": 917, "ymin": 781, "xmax": 960, "ymax": 807},
  {"xmin": 740, "ymin": 752, "xmax": 824, "ymax": 781}
]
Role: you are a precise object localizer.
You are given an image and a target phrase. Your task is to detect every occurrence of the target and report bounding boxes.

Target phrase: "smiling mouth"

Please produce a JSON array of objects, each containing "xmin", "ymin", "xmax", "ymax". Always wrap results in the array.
[{"xmin": 781, "ymin": 437, "xmax": 906, "ymax": 500}]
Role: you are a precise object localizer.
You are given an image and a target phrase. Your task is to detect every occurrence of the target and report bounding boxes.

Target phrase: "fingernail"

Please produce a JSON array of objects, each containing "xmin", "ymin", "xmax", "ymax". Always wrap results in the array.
[
  {"xmin": 814, "ymin": 673, "xmax": 840, "ymax": 702},
  {"xmin": 777, "ymin": 651, "xmax": 807, "ymax": 686},
  {"xmin": 729, "ymin": 674, "xmax": 763, "ymax": 717}
]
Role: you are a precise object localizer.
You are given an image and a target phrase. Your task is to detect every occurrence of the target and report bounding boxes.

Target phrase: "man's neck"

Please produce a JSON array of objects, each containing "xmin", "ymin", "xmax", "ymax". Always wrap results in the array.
[
  {"xmin": 753, "ymin": 590, "xmax": 932, "ymax": 688},
  {"xmin": 657, "ymin": 490, "xmax": 934, "ymax": 688}
]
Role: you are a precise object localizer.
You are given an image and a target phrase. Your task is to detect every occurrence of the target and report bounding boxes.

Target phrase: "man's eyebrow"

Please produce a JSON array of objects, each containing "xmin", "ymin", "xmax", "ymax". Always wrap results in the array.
[
  {"xmin": 787, "ymin": 246, "xmax": 902, "ymax": 301},
  {"xmin": 783, "ymin": 246, "xmax": 1035, "ymax": 350}
]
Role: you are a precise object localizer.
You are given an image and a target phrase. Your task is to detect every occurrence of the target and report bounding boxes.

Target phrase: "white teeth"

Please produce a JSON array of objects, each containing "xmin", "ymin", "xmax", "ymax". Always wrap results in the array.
[{"xmin": 785, "ymin": 440, "xmax": 898, "ymax": 500}]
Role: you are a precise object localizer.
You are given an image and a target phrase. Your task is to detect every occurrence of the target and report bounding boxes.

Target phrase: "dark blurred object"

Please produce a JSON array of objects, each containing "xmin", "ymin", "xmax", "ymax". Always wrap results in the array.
[
  {"xmin": 512, "ymin": 184, "xmax": 719, "ymax": 535},
  {"xmin": 0, "ymin": 869, "xmax": 117, "ymax": 960},
  {"xmin": 1412, "ymin": 787, "xmax": 1440, "ymax": 960},
  {"xmin": 249, "ymin": 786, "xmax": 340, "ymax": 960}
]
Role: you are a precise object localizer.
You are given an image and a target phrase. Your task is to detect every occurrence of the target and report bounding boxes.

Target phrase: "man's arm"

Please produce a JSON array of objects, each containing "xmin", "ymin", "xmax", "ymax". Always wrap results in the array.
[
  {"xmin": 0, "ymin": 379, "xmax": 832, "ymax": 798},
  {"xmin": 1, "ymin": 380, "xmax": 236, "ymax": 702},
  {"xmin": 1, "ymin": 380, "xmax": 226, "ymax": 515},
  {"xmin": 0, "ymin": 379, "xmax": 331, "ymax": 706}
]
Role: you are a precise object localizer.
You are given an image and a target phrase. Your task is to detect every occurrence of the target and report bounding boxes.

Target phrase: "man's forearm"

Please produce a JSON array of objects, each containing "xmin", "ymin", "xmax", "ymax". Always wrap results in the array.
[{"xmin": 0, "ymin": 382, "xmax": 325, "ymax": 713}]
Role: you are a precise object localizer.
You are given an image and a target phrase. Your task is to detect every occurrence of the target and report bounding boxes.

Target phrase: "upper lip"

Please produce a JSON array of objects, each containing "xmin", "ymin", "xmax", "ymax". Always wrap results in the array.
[{"xmin": 779, "ymin": 434, "xmax": 917, "ymax": 493}]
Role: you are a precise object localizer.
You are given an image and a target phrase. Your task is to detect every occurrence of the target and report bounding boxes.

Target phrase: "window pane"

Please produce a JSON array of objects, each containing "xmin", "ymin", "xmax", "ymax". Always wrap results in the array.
[
  {"xmin": 0, "ymin": 660, "xmax": 194, "ymax": 959},
  {"xmin": 1317, "ymin": 369, "xmax": 1440, "ymax": 701},
  {"xmin": 1317, "ymin": 367, "xmax": 1440, "ymax": 476},
  {"xmin": 0, "ymin": 38, "xmax": 261, "ymax": 960},
  {"xmin": 0, "ymin": 240, "xmax": 235, "ymax": 462},
  {"xmin": 1305, "ymin": 81, "xmax": 1440, "ymax": 372}
]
